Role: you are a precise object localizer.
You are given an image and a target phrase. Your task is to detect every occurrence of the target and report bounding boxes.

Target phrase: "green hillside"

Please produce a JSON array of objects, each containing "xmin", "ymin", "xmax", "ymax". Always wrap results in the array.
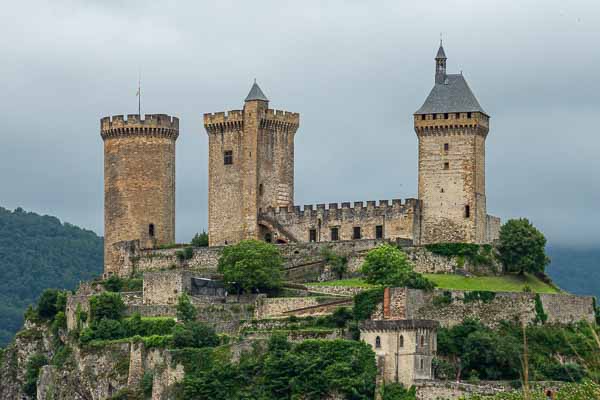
[
  {"xmin": 0, "ymin": 207, "xmax": 103, "ymax": 346},
  {"xmin": 547, "ymin": 245, "xmax": 600, "ymax": 299}
]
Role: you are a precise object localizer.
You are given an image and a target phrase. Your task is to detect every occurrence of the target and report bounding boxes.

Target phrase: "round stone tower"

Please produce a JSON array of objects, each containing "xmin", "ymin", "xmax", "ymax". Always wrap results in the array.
[{"xmin": 101, "ymin": 114, "xmax": 179, "ymax": 276}]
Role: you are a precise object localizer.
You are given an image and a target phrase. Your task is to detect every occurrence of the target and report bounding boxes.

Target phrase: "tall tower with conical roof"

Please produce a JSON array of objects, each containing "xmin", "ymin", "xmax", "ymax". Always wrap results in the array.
[
  {"xmin": 204, "ymin": 82, "xmax": 299, "ymax": 246},
  {"xmin": 414, "ymin": 43, "xmax": 493, "ymax": 244}
]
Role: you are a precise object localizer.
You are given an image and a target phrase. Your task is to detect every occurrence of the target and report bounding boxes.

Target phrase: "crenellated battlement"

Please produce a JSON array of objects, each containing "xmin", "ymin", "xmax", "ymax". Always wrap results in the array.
[
  {"xmin": 414, "ymin": 112, "xmax": 489, "ymax": 137},
  {"xmin": 261, "ymin": 109, "xmax": 300, "ymax": 131},
  {"xmin": 261, "ymin": 198, "xmax": 421, "ymax": 219},
  {"xmin": 203, "ymin": 110, "xmax": 244, "ymax": 133},
  {"xmin": 100, "ymin": 114, "xmax": 179, "ymax": 140}
]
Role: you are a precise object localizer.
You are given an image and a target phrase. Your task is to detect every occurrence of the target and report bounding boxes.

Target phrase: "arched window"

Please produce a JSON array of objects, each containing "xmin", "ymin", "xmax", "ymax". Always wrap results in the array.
[
  {"xmin": 399, "ymin": 335, "xmax": 404, "ymax": 347},
  {"xmin": 375, "ymin": 336, "xmax": 381, "ymax": 349},
  {"xmin": 149, "ymin": 223, "xmax": 155, "ymax": 237}
]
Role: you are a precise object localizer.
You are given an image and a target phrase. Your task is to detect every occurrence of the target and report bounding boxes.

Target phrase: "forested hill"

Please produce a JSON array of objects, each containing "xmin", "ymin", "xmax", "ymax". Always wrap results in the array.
[
  {"xmin": 0, "ymin": 207, "xmax": 103, "ymax": 346},
  {"xmin": 547, "ymin": 245, "xmax": 600, "ymax": 299}
]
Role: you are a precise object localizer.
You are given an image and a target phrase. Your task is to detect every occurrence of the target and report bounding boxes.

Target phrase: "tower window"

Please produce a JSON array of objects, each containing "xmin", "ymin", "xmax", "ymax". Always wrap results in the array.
[
  {"xmin": 420, "ymin": 359, "xmax": 424, "ymax": 370},
  {"xmin": 400, "ymin": 335, "xmax": 404, "ymax": 347},
  {"xmin": 465, "ymin": 205, "xmax": 471, "ymax": 218},
  {"xmin": 467, "ymin": 112, "xmax": 472, "ymax": 118},
  {"xmin": 309, "ymin": 229, "xmax": 317, "ymax": 242},
  {"xmin": 444, "ymin": 113, "xmax": 448, "ymax": 119},
  {"xmin": 420, "ymin": 335, "xmax": 425, "ymax": 347},
  {"xmin": 421, "ymin": 115, "xmax": 426, "ymax": 121},
  {"xmin": 444, "ymin": 162, "xmax": 449, "ymax": 170},
  {"xmin": 375, "ymin": 225, "xmax": 383, "ymax": 239},
  {"xmin": 224, "ymin": 150, "xmax": 233, "ymax": 165},
  {"xmin": 330, "ymin": 227, "xmax": 339, "ymax": 241},
  {"xmin": 259, "ymin": 183, "xmax": 264, "ymax": 195},
  {"xmin": 375, "ymin": 336, "xmax": 381, "ymax": 349},
  {"xmin": 444, "ymin": 143, "xmax": 449, "ymax": 151},
  {"xmin": 148, "ymin": 223, "xmax": 155, "ymax": 238},
  {"xmin": 353, "ymin": 227, "xmax": 361, "ymax": 239}
]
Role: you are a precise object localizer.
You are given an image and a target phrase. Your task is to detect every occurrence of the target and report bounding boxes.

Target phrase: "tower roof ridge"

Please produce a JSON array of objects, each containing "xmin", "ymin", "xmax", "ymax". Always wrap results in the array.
[
  {"xmin": 436, "ymin": 43, "xmax": 447, "ymax": 59},
  {"xmin": 245, "ymin": 81, "xmax": 269, "ymax": 102}
]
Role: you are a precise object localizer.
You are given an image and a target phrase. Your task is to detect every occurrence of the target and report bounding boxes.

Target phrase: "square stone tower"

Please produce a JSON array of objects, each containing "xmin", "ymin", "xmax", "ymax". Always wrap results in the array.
[
  {"xmin": 204, "ymin": 82, "xmax": 299, "ymax": 246},
  {"xmin": 414, "ymin": 42, "xmax": 491, "ymax": 244}
]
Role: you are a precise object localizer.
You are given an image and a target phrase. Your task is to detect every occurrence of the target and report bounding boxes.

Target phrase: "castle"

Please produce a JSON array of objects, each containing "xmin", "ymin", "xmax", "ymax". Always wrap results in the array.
[{"xmin": 101, "ymin": 42, "xmax": 500, "ymax": 276}]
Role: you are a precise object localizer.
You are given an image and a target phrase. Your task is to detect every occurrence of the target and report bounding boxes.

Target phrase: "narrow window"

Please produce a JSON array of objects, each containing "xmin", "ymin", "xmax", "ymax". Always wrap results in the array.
[
  {"xmin": 421, "ymin": 115, "xmax": 426, "ymax": 121},
  {"xmin": 456, "ymin": 113, "xmax": 461, "ymax": 119},
  {"xmin": 444, "ymin": 143, "xmax": 449, "ymax": 152},
  {"xmin": 467, "ymin": 112, "xmax": 472, "ymax": 118},
  {"xmin": 420, "ymin": 359, "xmax": 424, "ymax": 370},
  {"xmin": 444, "ymin": 162, "xmax": 449, "ymax": 170},
  {"xmin": 399, "ymin": 335, "xmax": 404, "ymax": 347},
  {"xmin": 224, "ymin": 150, "xmax": 233, "ymax": 165},
  {"xmin": 331, "ymin": 227, "xmax": 339, "ymax": 241},
  {"xmin": 420, "ymin": 335, "xmax": 425, "ymax": 347},
  {"xmin": 444, "ymin": 113, "xmax": 448, "ymax": 119},
  {"xmin": 375, "ymin": 336, "xmax": 381, "ymax": 349},
  {"xmin": 353, "ymin": 227, "xmax": 361, "ymax": 239},
  {"xmin": 259, "ymin": 183, "xmax": 264, "ymax": 196},
  {"xmin": 440, "ymin": 188, "xmax": 444, "ymax": 193},
  {"xmin": 148, "ymin": 223, "xmax": 155, "ymax": 237},
  {"xmin": 465, "ymin": 205, "xmax": 471, "ymax": 218},
  {"xmin": 375, "ymin": 225, "xmax": 383, "ymax": 239},
  {"xmin": 309, "ymin": 229, "xmax": 317, "ymax": 242}
]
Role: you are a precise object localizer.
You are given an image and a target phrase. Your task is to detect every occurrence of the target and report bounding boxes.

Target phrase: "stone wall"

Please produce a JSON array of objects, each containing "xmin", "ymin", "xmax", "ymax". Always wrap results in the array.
[
  {"xmin": 305, "ymin": 285, "xmax": 365, "ymax": 297},
  {"xmin": 404, "ymin": 246, "xmax": 499, "ymax": 275},
  {"xmin": 380, "ymin": 287, "xmax": 595, "ymax": 328},
  {"xmin": 143, "ymin": 271, "xmax": 192, "ymax": 305},
  {"xmin": 259, "ymin": 199, "xmax": 421, "ymax": 244},
  {"xmin": 486, "ymin": 214, "xmax": 501, "ymax": 243},
  {"xmin": 254, "ymin": 296, "xmax": 351, "ymax": 319}
]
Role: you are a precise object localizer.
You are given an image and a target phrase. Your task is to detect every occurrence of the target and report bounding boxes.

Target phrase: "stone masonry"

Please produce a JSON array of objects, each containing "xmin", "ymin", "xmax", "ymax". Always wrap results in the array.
[{"xmin": 101, "ymin": 114, "xmax": 179, "ymax": 276}]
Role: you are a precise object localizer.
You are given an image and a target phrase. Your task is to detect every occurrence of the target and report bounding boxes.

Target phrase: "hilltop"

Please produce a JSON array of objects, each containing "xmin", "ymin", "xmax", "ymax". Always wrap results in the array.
[{"xmin": 0, "ymin": 207, "xmax": 103, "ymax": 346}]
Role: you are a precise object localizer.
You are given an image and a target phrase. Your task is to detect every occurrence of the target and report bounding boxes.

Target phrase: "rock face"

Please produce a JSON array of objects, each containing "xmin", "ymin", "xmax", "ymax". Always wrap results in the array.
[{"xmin": 0, "ymin": 320, "xmax": 183, "ymax": 400}]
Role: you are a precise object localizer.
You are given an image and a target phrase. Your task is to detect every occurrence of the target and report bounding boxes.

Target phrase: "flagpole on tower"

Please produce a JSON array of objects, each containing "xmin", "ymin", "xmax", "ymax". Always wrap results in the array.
[{"xmin": 137, "ymin": 69, "xmax": 141, "ymax": 116}]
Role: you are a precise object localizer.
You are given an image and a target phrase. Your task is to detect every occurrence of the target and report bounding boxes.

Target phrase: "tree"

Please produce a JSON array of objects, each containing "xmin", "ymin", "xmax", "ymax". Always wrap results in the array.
[
  {"xmin": 37, "ymin": 289, "xmax": 67, "ymax": 320},
  {"xmin": 191, "ymin": 231, "xmax": 209, "ymax": 247},
  {"xmin": 172, "ymin": 321, "xmax": 219, "ymax": 348},
  {"xmin": 360, "ymin": 244, "xmax": 435, "ymax": 290},
  {"xmin": 498, "ymin": 219, "xmax": 550, "ymax": 275},
  {"xmin": 89, "ymin": 292, "xmax": 125, "ymax": 321},
  {"xmin": 176, "ymin": 294, "xmax": 197, "ymax": 323},
  {"xmin": 217, "ymin": 240, "xmax": 283, "ymax": 294}
]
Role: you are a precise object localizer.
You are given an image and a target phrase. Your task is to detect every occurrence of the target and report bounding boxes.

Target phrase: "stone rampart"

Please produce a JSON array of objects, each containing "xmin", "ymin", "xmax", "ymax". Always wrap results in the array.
[{"xmin": 379, "ymin": 287, "xmax": 595, "ymax": 328}]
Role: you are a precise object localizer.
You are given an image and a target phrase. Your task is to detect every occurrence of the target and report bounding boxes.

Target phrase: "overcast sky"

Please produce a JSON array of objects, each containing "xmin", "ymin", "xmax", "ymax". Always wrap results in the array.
[{"xmin": 0, "ymin": 0, "xmax": 598, "ymax": 247}]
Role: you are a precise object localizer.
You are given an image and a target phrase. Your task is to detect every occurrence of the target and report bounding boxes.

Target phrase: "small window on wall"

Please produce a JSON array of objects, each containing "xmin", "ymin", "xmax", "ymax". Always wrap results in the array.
[
  {"xmin": 375, "ymin": 336, "xmax": 381, "ymax": 349},
  {"xmin": 259, "ymin": 183, "xmax": 264, "ymax": 196},
  {"xmin": 353, "ymin": 227, "xmax": 361, "ymax": 240},
  {"xmin": 443, "ymin": 162, "xmax": 449, "ymax": 170},
  {"xmin": 149, "ymin": 224, "xmax": 155, "ymax": 237},
  {"xmin": 444, "ymin": 143, "xmax": 449, "ymax": 151},
  {"xmin": 309, "ymin": 229, "xmax": 317, "ymax": 242},
  {"xmin": 375, "ymin": 225, "xmax": 383, "ymax": 239},
  {"xmin": 331, "ymin": 227, "xmax": 339, "ymax": 241},
  {"xmin": 399, "ymin": 335, "xmax": 404, "ymax": 347},
  {"xmin": 420, "ymin": 335, "xmax": 425, "ymax": 347},
  {"xmin": 465, "ymin": 205, "xmax": 471, "ymax": 218},
  {"xmin": 224, "ymin": 150, "xmax": 233, "ymax": 165},
  {"xmin": 420, "ymin": 359, "xmax": 424, "ymax": 370}
]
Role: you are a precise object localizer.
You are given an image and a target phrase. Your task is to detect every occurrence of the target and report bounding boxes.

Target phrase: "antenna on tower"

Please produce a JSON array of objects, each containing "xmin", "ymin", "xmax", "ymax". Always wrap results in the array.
[
  {"xmin": 136, "ymin": 69, "xmax": 142, "ymax": 116},
  {"xmin": 440, "ymin": 32, "xmax": 443, "ymax": 46}
]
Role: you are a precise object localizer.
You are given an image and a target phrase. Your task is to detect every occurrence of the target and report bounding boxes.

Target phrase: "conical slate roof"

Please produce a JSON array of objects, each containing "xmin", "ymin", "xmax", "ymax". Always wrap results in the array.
[
  {"xmin": 245, "ymin": 81, "xmax": 269, "ymax": 102},
  {"xmin": 415, "ymin": 74, "xmax": 486, "ymax": 115},
  {"xmin": 436, "ymin": 44, "xmax": 447, "ymax": 59}
]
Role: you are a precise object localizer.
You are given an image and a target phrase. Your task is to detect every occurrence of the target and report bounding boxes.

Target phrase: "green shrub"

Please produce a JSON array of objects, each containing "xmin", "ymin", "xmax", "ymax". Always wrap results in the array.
[
  {"xmin": 51, "ymin": 344, "xmax": 72, "ymax": 367},
  {"xmin": 380, "ymin": 383, "xmax": 416, "ymax": 400},
  {"xmin": 191, "ymin": 231, "xmax": 209, "ymax": 247},
  {"xmin": 23, "ymin": 353, "xmax": 48, "ymax": 397},
  {"xmin": 498, "ymin": 218, "xmax": 550, "ymax": 274},
  {"xmin": 176, "ymin": 247, "xmax": 194, "ymax": 261},
  {"xmin": 534, "ymin": 294, "xmax": 548, "ymax": 324},
  {"xmin": 176, "ymin": 294, "xmax": 197, "ymax": 323},
  {"xmin": 353, "ymin": 288, "xmax": 384, "ymax": 321},
  {"xmin": 218, "ymin": 240, "xmax": 283, "ymax": 294},
  {"xmin": 37, "ymin": 289, "xmax": 68, "ymax": 320},
  {"xmin": 462, "ymin": 291, "xmax": 496, "ymax": 303},
  {"xmin": 433, "ymin": 291, "xmax": 453, "ymax": 307},
  {"xmin": 123, "ymin": 314, "xmax": 176, "ymax": 336},
  {"xmin": 321, "ymin": 248, "xmax": 348, "ymax": 279},
  {"xmin": 172, "ymin": 321, "xmax": 219, "ymax": 349},
  {"xmin": 141, "ymin": 371, "xmax": 153, "ymax": 397},
  {"xmin": 89, "ymin": 292, "xmax": 125, "ymax": 322}
]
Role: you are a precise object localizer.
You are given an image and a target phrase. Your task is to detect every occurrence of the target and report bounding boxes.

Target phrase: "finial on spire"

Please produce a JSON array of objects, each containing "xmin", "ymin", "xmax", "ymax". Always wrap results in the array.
[{"xmin": 440, "ymin": 32, "xmax": 443, "ymax": 46}]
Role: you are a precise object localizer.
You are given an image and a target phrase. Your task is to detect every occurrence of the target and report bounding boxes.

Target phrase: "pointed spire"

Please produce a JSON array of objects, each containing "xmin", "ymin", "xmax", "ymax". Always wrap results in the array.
[
  {"xmin": 245, "ymin": 80, "xmax": 269, "ymax": 102},
  {"xmin": 436, "ymin": 38, "xmax": 447, "ymax": 60}
]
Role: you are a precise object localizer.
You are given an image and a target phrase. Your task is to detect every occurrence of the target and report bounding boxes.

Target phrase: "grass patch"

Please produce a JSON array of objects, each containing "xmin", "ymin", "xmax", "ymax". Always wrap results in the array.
[
  {"xmin": 423, "ymin": 273, "xmax": 560, "ymax": 293},
  {"xmin": 310, "ymin": 274, "xmax": 559, "ymax": 294},
  {"xmin": 308, "ymin": 279, "xmax": 375, "ymax": 288}
]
